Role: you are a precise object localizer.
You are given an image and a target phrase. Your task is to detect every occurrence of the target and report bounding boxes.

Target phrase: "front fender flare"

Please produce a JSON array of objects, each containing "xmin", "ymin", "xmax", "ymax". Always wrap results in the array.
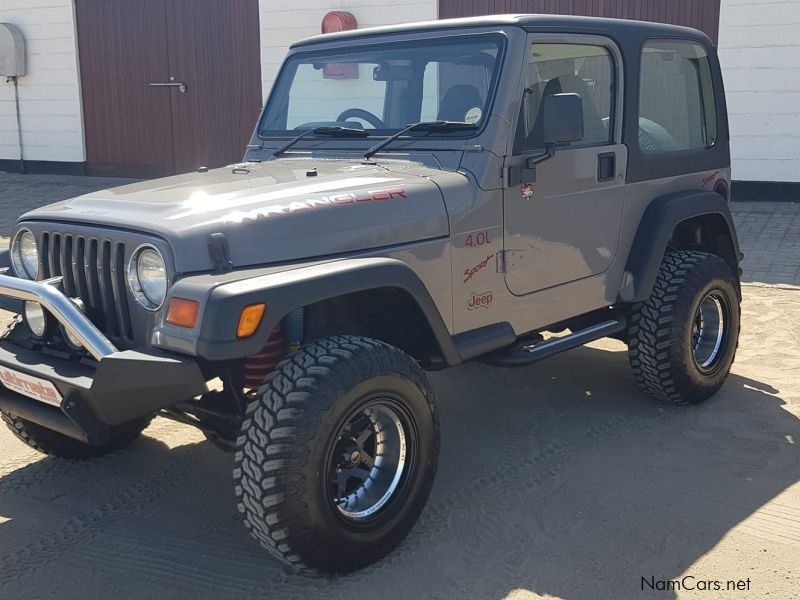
[
  {"xmin": 189, "ymin": 257, "xmax": 459, "ymax": 364},
  {"xmin": 618, "ymin": 190, "xmax": 742, "ymax": 303}
]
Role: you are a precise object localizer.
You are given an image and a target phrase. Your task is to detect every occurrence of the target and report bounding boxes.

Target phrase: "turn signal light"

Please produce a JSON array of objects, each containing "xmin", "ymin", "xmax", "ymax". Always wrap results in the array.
[
  {"xmin": 237, "ymin": 303, "xmax": 266, "ymax": 338},
  {"xmin": 165, "ymin": 298, "xmax": 200, "ymax": 328}
]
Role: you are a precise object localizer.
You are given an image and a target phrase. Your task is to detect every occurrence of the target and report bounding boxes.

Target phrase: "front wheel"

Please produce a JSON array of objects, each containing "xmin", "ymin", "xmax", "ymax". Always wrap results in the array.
[
  {"xmin": 234, "ymin": 336, "xmax": 439, "ymax": 573},
  {"xmin": 628, "ymin": 250, "xmax": 741, "ymax": 404},
  {"xmin": 1, "ymin": 412, "xmax": 151, "ymax": 459}
]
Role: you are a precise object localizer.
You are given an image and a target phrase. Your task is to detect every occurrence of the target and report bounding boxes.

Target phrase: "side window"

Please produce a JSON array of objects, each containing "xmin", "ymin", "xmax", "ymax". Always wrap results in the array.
[
  {"xmin": 638, "ymin": 40, "xmax": 717, "ymax": 154},
  {"xmin": 516, "ymin": 43, "xmax": 615, "ymax": 153}
]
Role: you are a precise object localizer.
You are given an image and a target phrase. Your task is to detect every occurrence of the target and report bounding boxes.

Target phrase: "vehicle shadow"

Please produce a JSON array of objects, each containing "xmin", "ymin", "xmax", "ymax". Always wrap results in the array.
[{"xmin": 0, "ymin": 344, "xmax": 797, "ymax": 600}]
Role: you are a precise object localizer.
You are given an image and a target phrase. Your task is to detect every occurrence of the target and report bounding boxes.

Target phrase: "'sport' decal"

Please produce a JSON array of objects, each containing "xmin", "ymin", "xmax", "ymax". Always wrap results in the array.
[
  {"xmin": 464, "ymin": 254, "xmax": 494, "ymax": 283},
  {"xmin": 702, "ymin": 170, "xmax": 720, "ymax": 188}
]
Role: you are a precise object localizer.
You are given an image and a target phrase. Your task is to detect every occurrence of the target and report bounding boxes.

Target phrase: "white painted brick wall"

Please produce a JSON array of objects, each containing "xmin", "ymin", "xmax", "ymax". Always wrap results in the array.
[
  {"xmin": 718, "ymin": 0, "xmax": 800, "ymax": 182},
  {"xmin": 0, "ymin": 0, "xmax": 85, "ymax": 164},
  {"xmin": 258, "ymin": 0, "xmax": 438, "ymax": 101}
]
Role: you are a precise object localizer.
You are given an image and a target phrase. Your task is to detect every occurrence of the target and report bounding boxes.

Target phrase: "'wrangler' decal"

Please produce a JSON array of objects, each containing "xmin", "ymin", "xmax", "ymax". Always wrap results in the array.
[{"xmin": 222, "ymin": 188, "xmax": 408, "ymax": 223}]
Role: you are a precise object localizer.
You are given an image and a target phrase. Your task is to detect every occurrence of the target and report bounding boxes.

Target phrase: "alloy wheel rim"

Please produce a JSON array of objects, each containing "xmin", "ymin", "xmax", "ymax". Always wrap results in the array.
[
  {"xmin": 329, "ymin": 402, "xmax": 409, "ymax": 521},
  {"xmin": 692, "ymin": 291, "xmax": 728, "ymax": 371}
]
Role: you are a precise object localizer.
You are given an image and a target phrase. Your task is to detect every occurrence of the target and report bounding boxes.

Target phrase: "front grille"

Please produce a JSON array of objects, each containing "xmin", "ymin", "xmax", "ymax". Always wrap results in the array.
[{"xmin": 40, "ymin": 232, "xmax": 133, "ymax": 341}]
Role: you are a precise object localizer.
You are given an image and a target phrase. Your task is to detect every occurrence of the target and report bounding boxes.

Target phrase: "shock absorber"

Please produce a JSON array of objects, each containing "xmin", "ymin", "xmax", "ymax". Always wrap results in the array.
[{"xmin": 284, "ymin": 308, "xmax": 304, "ymax": 353}]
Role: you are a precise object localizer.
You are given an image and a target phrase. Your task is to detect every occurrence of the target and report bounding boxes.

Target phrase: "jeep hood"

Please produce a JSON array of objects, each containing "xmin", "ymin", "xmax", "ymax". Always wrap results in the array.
[{"xmin": 19, "ymin": 159, "xmax": 450, "ymax": 272}]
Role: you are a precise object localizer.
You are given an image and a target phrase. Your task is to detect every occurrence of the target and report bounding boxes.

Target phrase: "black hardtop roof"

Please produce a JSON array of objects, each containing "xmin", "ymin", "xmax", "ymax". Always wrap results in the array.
[{"xmin": 291, "ymin": 14, "xmax": 711, "ymax": 49}]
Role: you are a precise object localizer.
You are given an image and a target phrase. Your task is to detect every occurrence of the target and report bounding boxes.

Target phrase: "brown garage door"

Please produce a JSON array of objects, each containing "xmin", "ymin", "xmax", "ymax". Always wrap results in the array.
[
  {"xmin": 440, "ymin": 0, "xmax": 721, "ymax": 44},
  {"xmin": 76, "ymin": 0, "xmax": 262, "ymax": 178}
]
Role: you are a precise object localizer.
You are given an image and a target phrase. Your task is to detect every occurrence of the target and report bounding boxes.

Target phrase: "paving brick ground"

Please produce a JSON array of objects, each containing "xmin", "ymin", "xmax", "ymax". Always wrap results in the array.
[
  {"xmin": 731, "ymin": 201, "xmax": 800, "ymax": 286},
  {"xmin": 0, "ymin": 172, "xmax": 798, "ymax": 286},
  {"xmin": 0, "ymin": 172, "xmax": 139, "ymax": 237}
]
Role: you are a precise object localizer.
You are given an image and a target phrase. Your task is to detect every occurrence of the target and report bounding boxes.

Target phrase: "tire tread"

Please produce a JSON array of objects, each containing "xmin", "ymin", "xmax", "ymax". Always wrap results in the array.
[
  {"xmin": 628, "ymin": 250, "xmax": 739, "ymax": 404},
  {"xmin": 1, "ymin": 411, "xmax": 150, "ymax": 459},
  {"xmin": 234, "ymin": 335, "xmax": 438, "ymax": 573}
]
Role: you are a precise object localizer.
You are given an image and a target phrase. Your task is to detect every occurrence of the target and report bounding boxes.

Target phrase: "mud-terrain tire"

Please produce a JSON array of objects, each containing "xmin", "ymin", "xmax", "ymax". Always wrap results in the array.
[
  {"xmin": 628, "ymin": 250, "xmax": 740, "ymax": 404},
  {"xmin": 234, "ymin": 335, "xmax": 439, "ymax": 574},
  {"xmin": 1, "ymin": 412, "xmax": 152, "ymax": 459}
]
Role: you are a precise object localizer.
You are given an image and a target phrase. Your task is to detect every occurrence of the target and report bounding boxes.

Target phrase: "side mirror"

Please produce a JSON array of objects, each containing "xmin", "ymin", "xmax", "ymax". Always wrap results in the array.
[{"xmin": 542, "ymin": 93, "xmax": 584, "ymax": 145}]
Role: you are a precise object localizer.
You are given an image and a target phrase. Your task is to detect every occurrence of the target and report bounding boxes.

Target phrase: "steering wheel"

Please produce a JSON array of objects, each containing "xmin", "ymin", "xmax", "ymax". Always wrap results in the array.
[{"xmin": 336, "ymin": 108, "xmax": 386, "ymax": 129}]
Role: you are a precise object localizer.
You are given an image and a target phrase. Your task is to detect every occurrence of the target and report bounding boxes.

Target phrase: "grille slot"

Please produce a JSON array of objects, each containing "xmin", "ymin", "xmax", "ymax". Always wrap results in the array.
[{"xmin": 40, "ymin": 232, "xmax": 132, "ymax": 341}]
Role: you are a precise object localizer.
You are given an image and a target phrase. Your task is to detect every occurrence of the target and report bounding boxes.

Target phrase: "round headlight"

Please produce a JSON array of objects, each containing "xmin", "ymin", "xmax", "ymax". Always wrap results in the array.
[
  {"xmin": 128, "ymin": 246, "xmax": 167, "ymax": 310},
  {"xmin": 24, "ymin": 301, "xmax": 49, "ymax": 338},
  {"xmin": 61, "ymin": 299, "xmax": 85, "ymax": 350},
  {"xmin": 11, "ymin": 229, "xmax": 39, "ymax": 280},
  {"xmin": 62, "ymin": 326, "xmax": 83, "ymax": 350}
]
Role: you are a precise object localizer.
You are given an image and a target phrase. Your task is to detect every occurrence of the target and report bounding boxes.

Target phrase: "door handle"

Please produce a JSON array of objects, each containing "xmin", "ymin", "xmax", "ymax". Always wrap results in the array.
[
  {"xmin": 597, "ymin": 152, "xmax": 615, "ymax": 182},
  {"xmin": 148, "ymin": 82, "xmax": 187, "ymax": 93}
]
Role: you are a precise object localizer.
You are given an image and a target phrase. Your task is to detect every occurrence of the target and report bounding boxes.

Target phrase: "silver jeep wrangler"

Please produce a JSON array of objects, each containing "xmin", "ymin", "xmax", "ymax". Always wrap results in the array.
[{"xmin": 0, "ymin": 15, "xmax": 741, "ymax": 573}]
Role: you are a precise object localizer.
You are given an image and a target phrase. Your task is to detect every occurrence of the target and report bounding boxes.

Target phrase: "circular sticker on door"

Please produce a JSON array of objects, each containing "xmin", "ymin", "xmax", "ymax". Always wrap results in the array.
[{"xmin": 464, "ymin": 106, "xmax": 482, "ymax": 124}]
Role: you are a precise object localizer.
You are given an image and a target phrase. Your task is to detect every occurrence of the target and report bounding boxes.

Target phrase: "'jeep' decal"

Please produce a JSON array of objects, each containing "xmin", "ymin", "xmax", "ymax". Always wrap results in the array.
[
  {"xmin": 222, "ymin": 188, "xmax": 408, "ymax": 223},
  {"xmin": 467, "ymin": 291, "xmax": 493, "ymax": 310}
]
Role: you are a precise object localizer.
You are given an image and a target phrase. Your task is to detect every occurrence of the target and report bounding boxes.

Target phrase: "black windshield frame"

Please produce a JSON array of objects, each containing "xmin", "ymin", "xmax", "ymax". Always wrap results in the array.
[{"xmin": 257, "ymin": 33, "xmax": 507, "ymax": 142}]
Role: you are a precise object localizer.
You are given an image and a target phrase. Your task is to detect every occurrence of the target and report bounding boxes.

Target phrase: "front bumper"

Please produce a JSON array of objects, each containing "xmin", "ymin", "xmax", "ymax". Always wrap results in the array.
[{"xmin": 0, "ymin": 273, "xmax": 207, "ymax": 445}]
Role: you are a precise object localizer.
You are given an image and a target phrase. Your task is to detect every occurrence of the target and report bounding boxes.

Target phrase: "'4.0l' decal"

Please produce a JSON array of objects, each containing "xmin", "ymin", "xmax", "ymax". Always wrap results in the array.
[{"xmin": 464, "ymin": 230, "xmax": 491, "ymax": 248}]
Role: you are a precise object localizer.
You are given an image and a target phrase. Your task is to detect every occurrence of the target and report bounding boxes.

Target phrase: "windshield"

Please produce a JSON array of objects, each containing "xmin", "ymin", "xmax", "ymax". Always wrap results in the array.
[{"xmin": 259, "ymin": 36, "xmax": 504, "ymax": 138}]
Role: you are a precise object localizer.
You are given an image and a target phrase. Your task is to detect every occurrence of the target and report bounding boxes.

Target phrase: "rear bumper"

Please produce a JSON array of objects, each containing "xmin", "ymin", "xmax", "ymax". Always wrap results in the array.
[{"xmin": 0, "ymin": 271, "xmax": 207, "ymax": 446}]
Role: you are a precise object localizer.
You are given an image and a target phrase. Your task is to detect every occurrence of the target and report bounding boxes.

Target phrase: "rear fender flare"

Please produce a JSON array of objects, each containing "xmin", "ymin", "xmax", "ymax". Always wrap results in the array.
[{"xmin": 618, "ymin": 190, "xmax": 742, "ymax": 303}]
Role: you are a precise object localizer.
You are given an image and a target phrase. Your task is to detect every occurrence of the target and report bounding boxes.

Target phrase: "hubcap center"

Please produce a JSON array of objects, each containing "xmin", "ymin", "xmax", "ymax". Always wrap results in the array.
[
  {"xmin": 329, "ymin": 403, "xmax": 409, "ymax": 521},
  {"xmin": 692, "ymin": 291, "xmax": 727, "ymax": 371}
]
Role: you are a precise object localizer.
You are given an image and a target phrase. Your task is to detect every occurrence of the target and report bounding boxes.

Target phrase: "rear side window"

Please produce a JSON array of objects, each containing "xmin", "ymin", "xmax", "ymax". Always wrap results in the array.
[{"xmin": 638, "ymin": 40, "xmax": 717, "ymax": 155}]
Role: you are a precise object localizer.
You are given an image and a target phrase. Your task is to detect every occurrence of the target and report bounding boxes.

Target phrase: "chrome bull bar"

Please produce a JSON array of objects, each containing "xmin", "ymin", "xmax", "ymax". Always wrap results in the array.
[{"xmin": 0, "ymin": 273, "xmax": 118, "ymax": 361}]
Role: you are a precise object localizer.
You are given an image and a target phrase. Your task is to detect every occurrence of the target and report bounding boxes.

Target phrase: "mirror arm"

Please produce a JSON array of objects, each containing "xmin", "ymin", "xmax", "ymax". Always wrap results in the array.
[{"xmin": 524, "ymin": 143, "xmax": 556, "ymax": 169}]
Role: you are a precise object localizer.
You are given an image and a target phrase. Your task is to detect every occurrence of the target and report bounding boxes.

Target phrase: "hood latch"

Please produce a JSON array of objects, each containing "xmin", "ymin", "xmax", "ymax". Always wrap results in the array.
[{"xmin": 208, "ymin": 233, "xmax": 233, "ymax": 273}]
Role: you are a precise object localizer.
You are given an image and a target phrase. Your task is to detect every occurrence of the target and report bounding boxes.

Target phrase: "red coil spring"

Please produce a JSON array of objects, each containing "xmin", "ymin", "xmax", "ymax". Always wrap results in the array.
[{"xmin": 243, "ymin": 324, "xmax": 286, "ymax": 393}]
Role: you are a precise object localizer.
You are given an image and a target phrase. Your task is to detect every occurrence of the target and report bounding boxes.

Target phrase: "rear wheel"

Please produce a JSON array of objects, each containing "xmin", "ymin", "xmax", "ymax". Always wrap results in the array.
[
  {"xmin": 1, "ymin": 412, "xmax": 151, "ymax": 459},
  {"xmin": 234, "ymin": 335, "xmax": 439, "ymax": 573},
  {"xmin": 628, "ymin": 250, "xmax": 740, "ymax": 404}
]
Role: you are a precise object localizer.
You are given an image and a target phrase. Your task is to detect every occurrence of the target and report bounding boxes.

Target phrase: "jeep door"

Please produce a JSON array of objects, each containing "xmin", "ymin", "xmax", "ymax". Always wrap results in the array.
[{"xmin": 502, "ymin": 36, "xmax": 627, "ymax": 296}]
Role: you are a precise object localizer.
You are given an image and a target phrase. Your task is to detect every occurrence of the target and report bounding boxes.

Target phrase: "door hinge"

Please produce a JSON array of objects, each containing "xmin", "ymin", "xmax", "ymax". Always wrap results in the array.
[{"xmin": 497, "ymin": 250, "xmax": 508, "ymax": 273}]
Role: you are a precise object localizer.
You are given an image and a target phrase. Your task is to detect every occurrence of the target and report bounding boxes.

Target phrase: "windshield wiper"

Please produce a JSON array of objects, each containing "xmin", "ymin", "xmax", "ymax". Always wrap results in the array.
[
  {"xmin": 362, "ymin": 120, "xmax": 478, "ymax": 161},
  {"xmin": 272, "ymin": 126, "xmax": 370, "ymax": 157}
]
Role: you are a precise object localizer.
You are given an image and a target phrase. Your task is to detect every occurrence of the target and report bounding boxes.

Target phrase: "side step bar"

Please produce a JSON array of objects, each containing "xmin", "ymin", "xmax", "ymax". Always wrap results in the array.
[{"xmin": 484, "ymin": 319, "xmax": 626, "ymax": 368}]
